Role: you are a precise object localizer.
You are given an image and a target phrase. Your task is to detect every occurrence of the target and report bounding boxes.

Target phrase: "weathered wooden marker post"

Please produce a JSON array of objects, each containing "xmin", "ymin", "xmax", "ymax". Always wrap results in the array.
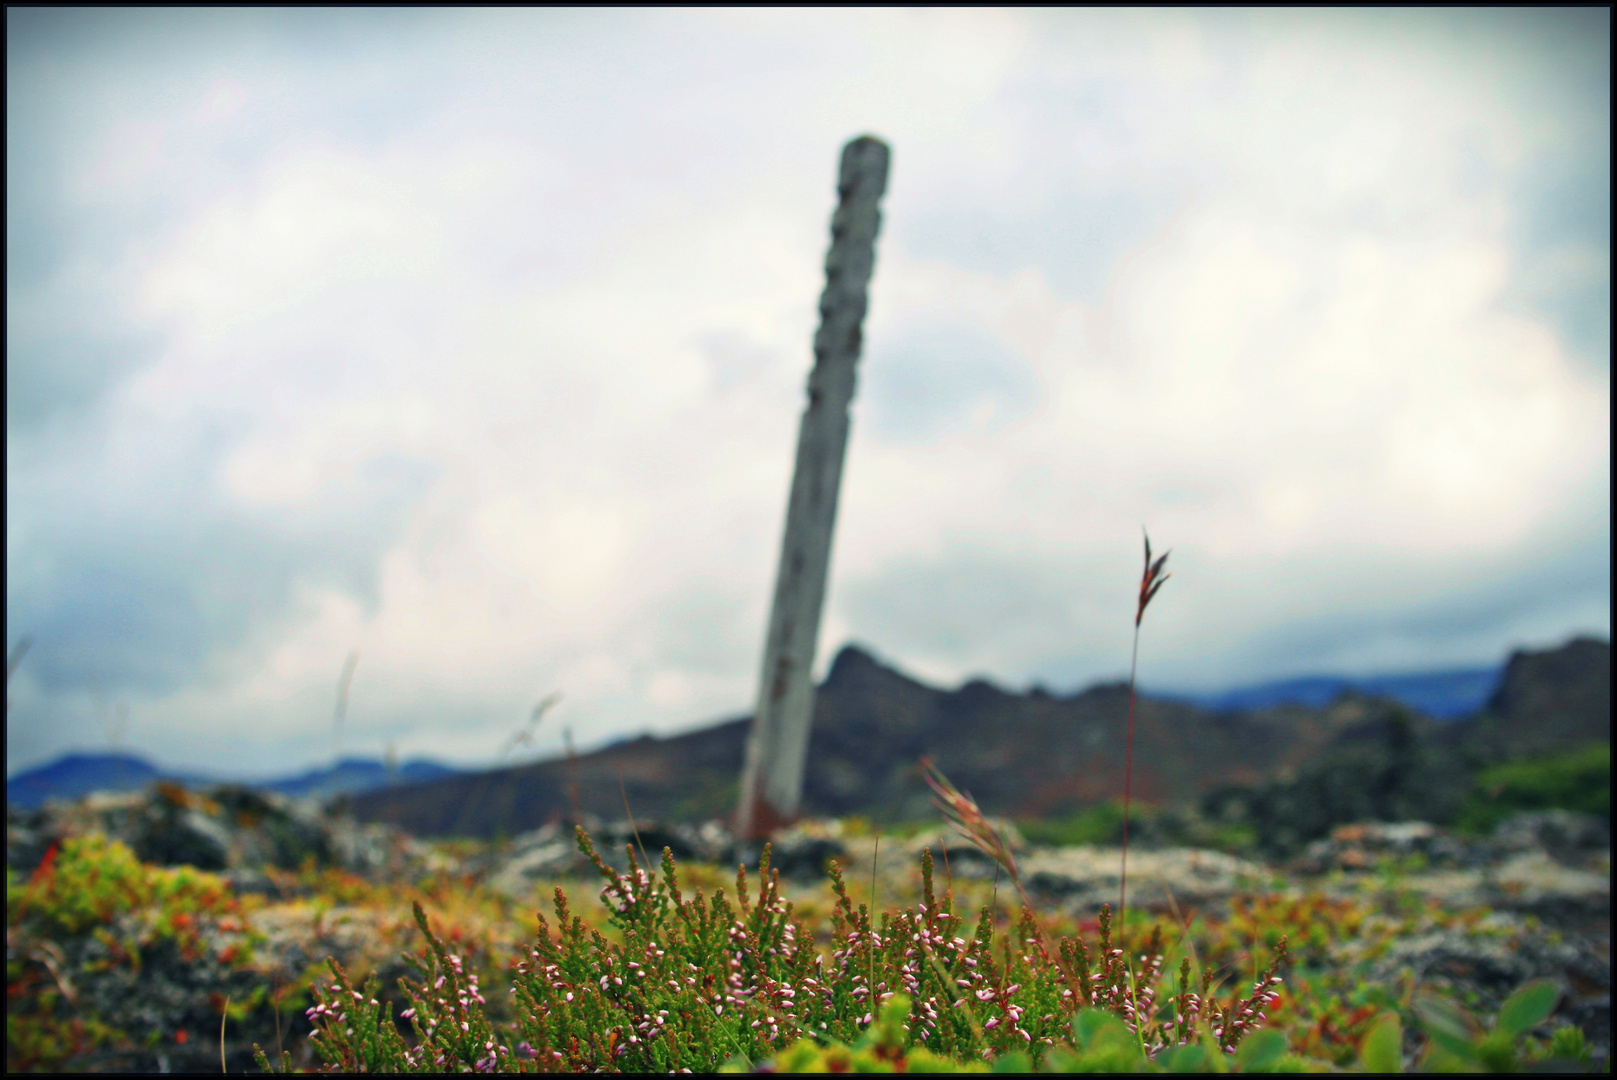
[{"xmin": 737, "ymin": 135, "xmax": 890, "ymax": 840}]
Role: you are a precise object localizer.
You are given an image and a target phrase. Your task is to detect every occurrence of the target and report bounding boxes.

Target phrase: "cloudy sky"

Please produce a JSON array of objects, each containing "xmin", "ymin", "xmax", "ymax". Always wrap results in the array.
[{"xmin": 7, "ymin": 8, "xmax": 1610, "ymax": 779}]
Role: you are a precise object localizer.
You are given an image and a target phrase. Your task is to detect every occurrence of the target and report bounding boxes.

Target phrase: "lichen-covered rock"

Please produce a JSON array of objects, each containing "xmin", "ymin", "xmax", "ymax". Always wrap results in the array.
[
  {"xmin": 5, "ymin": 781, "xmax": 429, "ymax": 879},
  {"xmin": 487, "ymin": 823, "xmax": 593, "ymax": 898},
  {"xmin": 1493, "ymin": 809, "xmax": 1610, "ymax": 860},
  {"xmin": 1293, "ymin": 819, "xmax": 1480, "ymax": 874},
  {"xmin": 1486, "ymin": 850, "xmax": 1611, "ymax": 924},
  {"xmin": 1016, "ymin": 845, "xmax": 1273, "ymax": 910}
]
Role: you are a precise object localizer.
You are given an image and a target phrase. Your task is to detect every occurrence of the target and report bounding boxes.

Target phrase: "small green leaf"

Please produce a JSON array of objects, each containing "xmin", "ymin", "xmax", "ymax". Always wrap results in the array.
[
  {"xmin": 1419, "ymin": 1042, "xmax": 1477, "ymax": 1073},
  {"xmin": 991, "ymin": 1050, "xmax": 1033, "ymax": 1072},
  {"xmin": 1159, "ymin": 1042, "xmax": 1212, "ymax": 1072},
  {"xmin": 1359, "ymin": 1011, "xmax": 1403, "ymax": 1074},
  {"xmin": 1235, "ymin": 1028, "xmax": 1288, "ymax": 1072},
  {"xmin": 1495, "ymin": 979, "xmax": 1560, "ymax": 1040},
  {"xmin": 1414, "ymin": 994, "xmax": 1481, "ymax": 1062},
  {"xmin": 1072, "ymin": 1007, "xmax": 1131, "ymax": 1049},
  {"xmin": 1476, "ymin": 1031, "xmax": 1519, "ymax": 1073},
  {"xmin": 1547, "ymin": 1024, "xmax": 1589, "ymax": 1063}
]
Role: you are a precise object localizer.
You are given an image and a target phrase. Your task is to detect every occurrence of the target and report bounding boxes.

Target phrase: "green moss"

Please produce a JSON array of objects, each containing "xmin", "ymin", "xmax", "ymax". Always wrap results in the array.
[
  {"xmin": 1016, "ymin": 801, "xmax": 1132, "ymax": 847},
  {"xmin": 1453, "ymin": 742, "xmax": 1610, "ymax": 835}
]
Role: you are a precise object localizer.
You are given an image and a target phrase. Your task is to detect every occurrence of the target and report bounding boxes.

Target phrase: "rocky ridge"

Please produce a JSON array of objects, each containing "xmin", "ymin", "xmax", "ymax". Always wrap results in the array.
[{"xmin": 342, "ymin": 635, "xmax": 1609, "ymax": 844}]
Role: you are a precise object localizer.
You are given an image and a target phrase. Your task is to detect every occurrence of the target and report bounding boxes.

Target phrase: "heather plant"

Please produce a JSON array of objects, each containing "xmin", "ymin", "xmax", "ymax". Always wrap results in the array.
[
  {"xmin": 269, "ymin": 820, "xmax": 1606, "ymax": 1073},
  {"xmin": 271, "ymin": 826, "xmax": 1303, "ymax": 1072},
  {"xmin": 14, "ymin": 534, "xmax": 1603, "ymax": 1073},
  {"xmin": 921, "ymin": 757, "xmax": 1292, "ymax": 1059}
]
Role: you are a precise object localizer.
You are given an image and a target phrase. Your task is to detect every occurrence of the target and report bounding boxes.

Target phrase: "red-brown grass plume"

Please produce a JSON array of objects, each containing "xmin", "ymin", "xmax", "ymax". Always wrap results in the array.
[{"xmin": 1122, "ymin": 528, "xmax": 1171, "ymax": 936}]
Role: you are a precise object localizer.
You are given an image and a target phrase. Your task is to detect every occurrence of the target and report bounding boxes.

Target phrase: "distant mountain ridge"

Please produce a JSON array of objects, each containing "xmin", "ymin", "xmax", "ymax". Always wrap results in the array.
[
  {"xmin": 1153, "ymin": 665, "xmax": 1504, "ymax": 719},
  {"xmin": 347, "ymin": 635, "xmax": 1609, "ymax": 838},
  {"xmin": 4, "ymin": 753, "xmax": 462, "ymax": 811},
  {"xmin": 9, "ymin": 639, "xmax": 1601, "ymax": 822}
]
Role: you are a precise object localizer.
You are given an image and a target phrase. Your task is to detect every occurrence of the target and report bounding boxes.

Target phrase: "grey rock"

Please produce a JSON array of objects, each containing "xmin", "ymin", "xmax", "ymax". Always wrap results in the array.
[
  {"xmin": 733, "ymin": 825, "xmax": 849, "ymax": 881},
  {"xmin": 488, "ymin": 824, "xmax": 593, "ymax": 898},
  {"xmin": 135, "ymin": 804, "xmax": 233, "ymax": 871},
  {"xmin": 15, "ymin": 906, "xmax": 317, "ymax": 1073},
  {"xmin": 1352, "ymin": 911, "xmax": 1610, "ymax": 1058},
  {"xmin": 1485, "ymin": 851, "xmax": 1611, "ymax": 924},
  {"xmin": 1018, "ymin": 846, "xmax": 1272, "ymax": 910},
  {"xmin": 6, "ymin": 815, "xmax": 50, "ymax": 873},
  {"xmin": 6, "ymin": 780, "xmax": 426, "ymax": 879},
  {"xmin": 220, "ymin": 868, "xmax": 286, "ymax": 899},
  {"xmin": 1294, "ymin": 819, "xmax": 1480, "ymax": 874},
  {"xmin": 1493, "ymin": 810, "xmax": 1610, "ymax": 861}
]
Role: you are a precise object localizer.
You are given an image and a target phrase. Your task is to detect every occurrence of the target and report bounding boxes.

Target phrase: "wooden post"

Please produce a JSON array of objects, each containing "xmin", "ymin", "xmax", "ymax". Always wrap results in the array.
[{"xmin": 737, "ymin": 135, "xmax": 890, "ymax": 840}]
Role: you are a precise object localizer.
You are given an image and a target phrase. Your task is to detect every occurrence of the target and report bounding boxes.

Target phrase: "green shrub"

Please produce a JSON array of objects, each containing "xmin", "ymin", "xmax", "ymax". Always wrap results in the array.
[
  {"xmin": 1018, "ymin": 801, "xmax": 1133, "ymax": 847},
  {"xmin": 1413, "ymin": 978, "xmax": 1569, "ymax": 1072},
  {"xmin": 268, "ymin": 826, "xmax": 1298, "ymax": 1072},
  {"xmin": 278, "ymin": 829, "xmax": 1600, "ymax": 1072},
  {"xmin": 1454, "ymin": 742, "xmax": 1610, "ymax": 835}
]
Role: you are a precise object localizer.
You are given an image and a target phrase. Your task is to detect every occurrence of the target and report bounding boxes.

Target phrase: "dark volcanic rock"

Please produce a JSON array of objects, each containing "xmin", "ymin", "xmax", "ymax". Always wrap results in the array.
[
  {"xmin": 35, "ymin": 923, "xmax": 313, "ymax": 1074},
  {"xmin": 1357, "ymin": 915, "xmax": 1610, "ymax": 1062},
  {"xmin": 732, "ymin": 824, "xmax": 849, "ymax": 882},
  {"xmin": 486, "ymin": 817, "xmax": 741, "ymax": 898},
  {"xmin": 136, "ymin": 799, "xmax": 234, "ymax": 870}
]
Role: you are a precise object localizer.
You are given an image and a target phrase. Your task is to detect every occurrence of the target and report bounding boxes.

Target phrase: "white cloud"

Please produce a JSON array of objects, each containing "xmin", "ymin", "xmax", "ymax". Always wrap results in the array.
[{"xmin": 6, "ymin": 8, "xmax": 1608, "ymax": 777}]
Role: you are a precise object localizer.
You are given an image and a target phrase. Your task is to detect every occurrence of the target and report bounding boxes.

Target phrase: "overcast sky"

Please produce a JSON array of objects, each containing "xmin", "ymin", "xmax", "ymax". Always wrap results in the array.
[{"xmin": 7, "ymin": 8, "xmax": 1610, "ymax": 779}]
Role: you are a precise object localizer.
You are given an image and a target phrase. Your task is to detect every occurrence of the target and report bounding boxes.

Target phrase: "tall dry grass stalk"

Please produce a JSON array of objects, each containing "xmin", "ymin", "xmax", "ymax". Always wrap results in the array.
[
  {"xmin": 498, "ymin": 692, "xmax": 563, "ymax": 763},
  {"xmin": 453, "ymin": 691, "xmax": 562, "ymax": 839},
  {"xmin": 1122, "ymin": 529, "xmax": 1171, "ymax": 936},
  {"xmin": 6, "ymin": 635, "xmax": 32, "ymax": 712},
  {"xmin": 919, "ymin": 757, "xmax": 1040, "ymax": 935},
  {"xmin": 332, "ymin": 650, "xmax": 360, "ymax": 759},
  {"xmin": 564, "ymin": 726, "xmax": 581, "ymax": 822},
  {"xmin": 920, "ymin": 530, "xmax": 1170, "ymax": 950}
]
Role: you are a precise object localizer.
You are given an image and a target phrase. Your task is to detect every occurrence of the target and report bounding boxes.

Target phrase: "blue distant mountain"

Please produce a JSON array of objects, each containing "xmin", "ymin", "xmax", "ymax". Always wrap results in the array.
[
  {"xmin": 6, "ymin": 754, "xmax": 187, "ymax": 810},
  {"xmin": 5, "ymin": 753, "xmax": 464, "ymax": 811},
  {"xmin": 1153, "ymin": 665, "xmax": 1505, "ymax": 720},
  {"xmin": 267, "ymin": 758, "xmax": 464, "ymax": 801}
]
